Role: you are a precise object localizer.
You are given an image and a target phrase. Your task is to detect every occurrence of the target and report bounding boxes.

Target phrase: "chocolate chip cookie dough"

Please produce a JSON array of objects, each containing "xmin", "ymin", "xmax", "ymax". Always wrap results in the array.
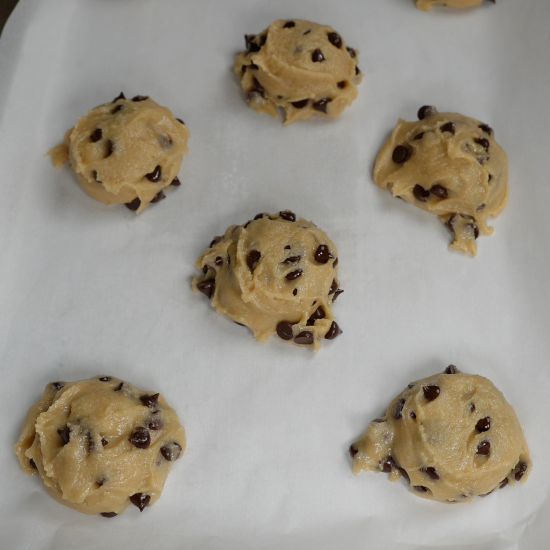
[
  {"xmin": 234, "ymin": 19, "xmax": 362, "ymax": 125},
  {"xmin": 416, "ymin": 0, "xmax": 493, "ymax": 11},
  {"xmin": 47, "ymin": 93, "xmax": 189, "ymax": 213},
  {"xmin": 350, "ymin": 366, "xmax": 531, "ymax": 503},
  {"xmin": 373, "ymin": 106, "xmax": 508, "ymax": 256},
  {"xmin": 15, "ymin": 376, "xmax": 185, "ymax": 516},
  {"xmin": 192, "ymin": 211, "xmax": 343, "ymax": 351}
]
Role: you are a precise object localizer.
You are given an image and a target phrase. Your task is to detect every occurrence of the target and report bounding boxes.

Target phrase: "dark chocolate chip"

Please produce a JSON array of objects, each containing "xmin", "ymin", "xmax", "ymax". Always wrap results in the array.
[
  {"xmin": 130, "ymin": 493, "xmax": 150, "ymax": 512},
  {"xmin": 474, "ymin": 138, "xmax": 490, "ymax": 152},
  {"xmin": 333, "ymin": 258, "xmax": 338, "ymax": 267},
  {"xmin": 245, "ymin": 34, "xmax": 261, "ymax": 54},
  {"xmin": 499, "ymin": 478, "xmax": 509, "ymax": 489},
  {"xmin": 396, "ymin": 466, "xmax": 410, "ymax": 483},
  {"xmin": 112, "ymin": 104, "xmax": 123, "ymax": 114},
  {"xmin": 202, "ymin": 265, "xmax": 209, "ymax": 275},
  {"xmin": 329, "ymin": 280, "xmax": 338, "ymax": 295},
  {"xmin": 58, "ymin": 426, "xmax": 70, "ymax": 445},
  {"xmin": 440, "ymin": 122, "xmax": 455, "ymax": 134},
  {"xmin": 420, "ymin": 467, "xmax": 439, "ymax": 480},
  {"xmin": 132, "ymin": 95, "xmax": 148, "ymax": 102},
  {"xmin": 97, "ymin": 478, "xmax": 105, "ymax": 487},
  {"xmin": 410, "ymin": 411, "xmax": 416, "ymax": 419},
  {"xmin": 446, "ymin": 213, "xmax": 457, "ymax": 233},
  {"xmin": 392, "ymin": 145, "xmax": 411, "ymax": 164},
  {"xmin": 197, "ymin": 280, "xmax": 215, "ymax": 299},
  {"xmin": 414, "ymin": 485, "xmax": 430, "ymax": 493},
  {"xmin": 312, "ymin": 98, "xmax": 331, "ymax": 113},
  {"xmin": 355, "ymin": 66, "xmax": 361, "ymax": 75},
  {"xmin": 129, "ymin": 427, "xmax": 151, "ymax": 449},
  {"xmin": 413, "ymin": 184, "xmax": 430, "ymax": 202},
  {"xmin": 160, "ymin": 442, "xmax": 183, "ymax": 462},
  {"xmin": 324, "ymin": 321, "xmax": 342, "ymax": 340},
  {"xmin": 90, "ymin": 128, "xmax": 102, "ymax": 142},
  {"xmin": 283, "ymin": 255, "xmax": 301, "ymax": 264},
  {"xmin": 337, "ymin": 81, "xmax": 346, "ymax": 89},
  {"xmin": 114, "ymin": 382, "xmax": 123, "ymax": 391},
  {"xmin": 176, "ymin": 118, "xmax": 185, "ymax": 125},
  {"xmin": 101, "ymin": 438, "xmax": 108, "ymax": 446},
  {"xmin": 444, "ymin": 365, "xmax": 457, "ymax": 374},
  {"xmin": 476, "ymin": 417, "xmax": 491, "ymax": 432},
  {"xmin": 393, "ymin": 398, "xmax": 405, "ymax": 420},
  {"xmin": 286, "ymin": 269, "xmax": 303, "ymax": 281},
  {"xmin": 514, "ymin": 461, "xmax": 528, "ymax": 481},
  {"xmin": 466, "ymin": 223, "xmax": 480, "ymax": 239},
  {"xmin": 349, "ymin": 445, "xmax": 358, "ymax": 458},
  {"xmin": 477, "ymin": 203, "xmax": 486, "ymax": 210},
  {"xmin": 276, "ymin": 321, "xmax": 294, "ymax": 341},
  {"xmin": 327, "ymin": 32, "xmax": 342, "ymax": 48},
  {"xmin": 470, "ymin": 403, "xmax": 476, "ymax": 412},
  {"xmin": 210, "ymin": 236, "xmax": 221, "ymax": 248},
  {"xmin": 101, "ymin": 512, "xmax": 118, "ymax": 518},
  {"xmin": 140, "ymin": 393, "xmax": 160, "ymax": 409},
  {"xmin": 29, "ymin": 458, "xmax": 37, "ymax": 469},
  {"xmin": 430, "ymin": 184, "xmax": 448, "ymax": 198},
  {"xmin": 307, "ymin": 306, "xmax": 325, "ymax": 326},
  {"xmin": 333, "ymin": 289, "xmax": 344, "ymax": 302},
  {"xmin": 479, "ymin": 124, "xmax": 493, "ymax": 136},
  {"xmin": 314, "ymin": 244, "xmax": 333, "ymax": 264},
  {"xmin": 150, "ymin": 191, "xmax": 165, "ymax": 203},
  {"xmin": 294, "ymin": 331, "xmax": 314, "ymax": 345},
  {"xmin": 146, "ymin": 416, "xmax": 163, "ymax": 431},
  {"xmin": 413, "ymin": 132, "xmax": 424, "ymax": 140},
  {"xmin": 423, "ymin": 385, "xmax": 440, "ymax": 401},
  {"xmin": 292, "ymin": 288, "xmax": 297, "ymax": 296},
  {"xmin": 285, "ymin": 245, "xmax": 291, "ymax": 250},
  {"xmin": 283, "ymin": 21, "xmax": 295, "ymax": 28},
  {"xmin": 214, "ymin": 256, "xmax": 223, "ymax": 266},
  {"xmin": 146, "ymin": 165, "xmax": 162, "ymax": 182},
  {"xmin": 171, "ymin": 176, "xmax": 181, "ymax": 187},
  {"xmin": 346, "ymin": 46, "xmax": 356, "ymax": 58},
  {"xmin": 291, "ymin": 99, "xmax": 308, "ymax": 109},
  {"xmin": 125, "ymin": 198, "xmax": 141, "ymax": 211},
  {"xmin": 247, "ymin": 250, "xmax": 261, "ymax": 271},
  {"xmin": 52, "ymin": 381, "xmax": 65, "ymax": 390},
  {"xmin": 105, "ymin": 140, "xmax": 113, "ymax": 157},
  {"xmin": 477, "ymin": 441, "xmax": 490, "ymax": 456},
  {"xmin": 112, "ymin": 92, "xmax": 125, "ymax": 103},
  {"xmin": 418, "ymin": 106, "xmax": 436, "ymax": 120},
  {"xmin": 254, "ymin": 212, "xmax": 270, "ymax": 220},
  {"xmin": 380, "ymin": 456, "xmax": 395, "ymax": 473}
]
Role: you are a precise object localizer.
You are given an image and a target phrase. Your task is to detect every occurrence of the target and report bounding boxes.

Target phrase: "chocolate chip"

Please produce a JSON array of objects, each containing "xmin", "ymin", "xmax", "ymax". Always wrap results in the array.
[
  {"xmin": 413, "ymin": 184, "xmax": 430, "ymax": 202},
  {"xmin": 307, "ymin": 306, "xmax": 325, "ymax": 326},
  {"xmin": 333, "ymin": 289, "xmax": 344, "ymax": 302},
  {"xmin": 102, "ymin": 438, "xmax": 108, "ymax": 446},
  {"xmin": 105, "ymin": 140, "xmax": 113, "ymax": 157},
  {"xmin": 514, "ymin": 461, "xmax": 528, "ymax": 481},
  {"xmin": 474, "ymin": 138, "xmax": 490, "ymax": 152},
  {"xmin": 349, "ymin": 445, "xmax": 358, "ymax": 458},
  {"xmin": 252, "ymin": 77, "xmax": 265, "ymax": 96},
  {"xmin": 160, "ymin": 442, "xmax": 183, "ymax": 461},
  {"xmin": 169, "ymin": 177, "xmax": 181, "ymax": 188},
  {"xmin": 294, "ymin": 331, "xmax": 314, "ymax": 345},
  {"xmin": 90, "ymin": 128, "xmax": 102, "ymax": 142},
  {"xmin": 303, "ymin": 30, "xmax": 311, "ymax": 35},
  {"xmin": 212, "ymin": 256, "xmax": 223, "ymax": 266},
  {"xmin": 329, "ymin": 280, "xmax": 338, "ymax": 295},
  {"xmin": 247, "ymin": 250, "xmax": 261, "ymax": 271},
  {"xmin": 292, "ymin": 288, "xmax": 297, "ymax": 296},
  {"xmin": 130, "ymin": 493, "xmax": 150, "ymax": 512},
  {"xmin": 29, "ymin": 458, "xmax": 37, "ymax": 469},
  {"xmin": 476, "ymin": 417, "xmax": 491, "ymax": 432},
  {"xmin": 286, "ymin": 269, "xmax": 303, "ymax": 281},
  {"xmin": 346, "ymin": 46, "xmax": 356, "ymax": 58},
  {"xmin": 477, "ymin": 203, "xmax": 485, "ymax": 210},
  {"xmin": 283, "ymin": 255, "xmax": 301, "ymax": 264},
  {"xmin": 254, "ymin": 213, "xmax": 271, "ymax": 220},
  {"xmin": 333, "ymin": 258, "xmax": 338, "ymax": 267},
  {"xmin": 314, "ymin": 244, "xmax": 333, "ymax": 263},
  {"xmin": 150, "ymin": 191, "xmax": 165, "ymax": 203},
  {"xmin": 283, "ymin": 21, "xmax": 295, "ymax": 28},
  {"xmin": 114, "ymin": 382, "xmax": 123, "ymax": 391},
  {"xmin": 440, "ymin": 122, "xmax": 455, "ymax": 134},
  {"xmin": 132, "ymin": 95, "xmax": 148, "ymax": 102},
  {"xmin": 202, "ymin": 265, "xmax": 209, "ymax": 275},
  {"xmin": 58, "ymin": 426, "xmax": 70, "ymax": 445},
  {"xmin": 479, "ymin": 124, "xmax": 493, "ymax": 135},
  {"xmin": 140, "ymin": 393, "xmax": 159, "ymax": 408},
  {"xmin": 101, "ymin": 512, "xmax": 117, "ymax": 518},
  {"xmin": 446, "ymin": 213, "xmax": 457, "ymax": 233},
  {"xmin": 477, "ymin": 441, "xmax": 490, "ymax": 456},
  {"xmin": 175, "ymin": 118, "xmax": 185, "ymax": 125},
  {"xmin": 380, "ymin": 456, "xmax": 395, "ymax": 473},
  {"xmin": 444, "ymin": 365, "xmax": 457, "ymax": 374},
  {"xmin": 276, "ymin": 321, "xmax": 294, "ymax": 340},
  {"xmin": 312, "ymin": 98, "xmax": 331, "ymax": 113},
  {"xmin": 146, "ymin": 416, "xmax": 163, "ymax": 431},
  {"xmin": 210, "ymin": 236, "xmax": 221, "ymax": 248},
  {"xmin": 112, "ymin": 92, "xmax": 125, "ymax": 103},
  {"xmin": 245, "ymin": 34, "xmax": 261, "ymax": 54},
  {"xmin": 418, "ymin": 106, "xmax": 436, "ymax": 120},
  {"xmin": 410, "ymin": 411, "xmax": 416, "ymax": 419},
  {"xmin": 499, "ymin": 478, "xmax": 509, "ymax": 489},
  {"xmin": 285, "ymin": 245, "xmax": 291, "ymax": 250},
  {"xmin": 327, "ymin": 32, "xmax": 342, "ymax": 48},
  {"xmin": 97, "ymin": 478, "xmax": 105, "ymax": 487},
  {"xmin": 112, "ymin": 104, "xmax": 123, "ymax": 114},
  {"xmin": 291, "ymin": 99, "xmax": 308, "ymax": 109},
  {"xmin": 393, "ymin": 398, "xmax": 406, "ymax": 420},
  {"xmin": 324, "ymin": 321, "xmax": 342, "ymax": 340},
  {"xmin": 197, "ymin": 280, "xmax": 215, "ymax": 299},
  {"xmin": 52, "ymin": 381, "xmax": 65, "ymax": 390},
  {"xmin": 414, "ymin": 485, "xmax": 430, "ymax": 493},
  {"xmin": 420, "ymin": 467, "xmax": 439, "ymax": 480},
  {"xmin": 469, "ymin": 403, "xmax": 476, "ymax": 412},
  {"xmin": 125, "ymin": 198, "xmax": 141, "ymax": 211},
  {"xmin": 430, "ymin": 184, "xmax": 448, "ymax": 198},
  {"xmin": 146, "ymin": 165, "xmax": 161, "ymax": 182},
  {"xmin": 423, "ymin": 385, "xmax": 440, "ymax": 401},
  {"xmin": 413, "ymin": 132, "xmax": 424, "ymax": 140},
  {"xmin": 396, "ymin": 466, "xmax": 410, "ymax": 483},
  {"xmin": 392, "ymin": 145, "xmax": 411, "ymax": 164},
  {"xmin": 129, "ymin": 427, "xmax": 151, "ymax": 449},
  {"xmin": 466, "ymin": 223, "xmax": 480, "ymax": 239},
  {"xmin": 337, "ymin": 81, "xmax": 346, "ymax": 89}
]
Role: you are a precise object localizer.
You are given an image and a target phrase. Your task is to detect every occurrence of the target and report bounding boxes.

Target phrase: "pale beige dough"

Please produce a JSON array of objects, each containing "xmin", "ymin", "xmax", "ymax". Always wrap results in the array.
[
  {"xmin": 350, "ymin": 366, "xmax": 531, "ymax": 503},
  {"xmin": 192, "ymin": 211, "xmax": 343, "ymax": 351},
  {"xmin": 416, "ymin": 0, "xmax": 491, "ymax": 11},
  {"xmin": 47, "ymin": 93, "xmax": 189, "ymax": 213},
  {"xmin": 15, "ymin": 376, "xmax": 186, "ymax": 516},
  {"xmin": 234, "ymin": 19, "xmax": 362, "ymax": 125},
  {"xmin": 373, "ymin": 106, "xmax": 508, "ymax": 256}
]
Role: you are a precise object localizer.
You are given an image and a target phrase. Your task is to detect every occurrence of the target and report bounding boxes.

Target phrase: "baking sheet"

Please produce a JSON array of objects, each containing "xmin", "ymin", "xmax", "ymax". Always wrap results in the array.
[{"xmin": 1, "ymin": 0, "xmax": 549, "ymax": 548}]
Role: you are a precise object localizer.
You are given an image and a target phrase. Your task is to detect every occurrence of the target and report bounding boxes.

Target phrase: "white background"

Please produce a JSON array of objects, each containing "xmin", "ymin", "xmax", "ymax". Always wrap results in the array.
[{"xmin": 1, "ymin": 0, "xmax": 549, "ymax": 548}]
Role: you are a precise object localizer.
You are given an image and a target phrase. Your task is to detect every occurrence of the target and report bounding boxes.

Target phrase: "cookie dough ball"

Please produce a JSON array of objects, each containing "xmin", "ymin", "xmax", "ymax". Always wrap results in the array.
[
  {"xmin": 373, "ymin": 106, "xmax": 508, "ymax": 256},
  {"xmin": 350, "ymin": 366, "xmax": 531, "ymax": 503},
  {"xmin": 14, "ymin": 375, "xmax": 186, "ymax": 516},
  {"xmin": 192, "ymin": 211, "xmax": 343, "ymax": 351},
  {"xmin": 416, "ymin": 0, "xmax": 493, "ymax": 11},
  {"xmin": 234, "ymin": 20, "xmax": 362, "ymax": 125},
  {"xmin": 47, "ymin": 93, "xmax": 189, "ymax": 213}
]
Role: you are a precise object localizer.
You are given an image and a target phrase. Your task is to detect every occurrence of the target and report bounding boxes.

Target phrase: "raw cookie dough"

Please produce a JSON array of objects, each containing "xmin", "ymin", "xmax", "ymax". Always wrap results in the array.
[
  {"xmin": 350, "ymin": 366, "xmax": 531, "ymax": 503},
  {"xmin": 47, "ymin": 93, "xmax": 189, "ymax": 213},
  {"xmin": 192, "ymin": 211, "xmax": 343, "ymax": 351},
  {"xmin": 416, "ymin": 0, "xmax": 493, "ymax": 11},
  {"xmin": 373, "ymin": 106, "xmax": 508, "ymax": 256},
  {"xmin": 234, "ymin": 19, "xmax": 362, "ymax": 125},
  {"xmin": 15, "ymin": 375, "xmax": 186, "ymax": 516}
]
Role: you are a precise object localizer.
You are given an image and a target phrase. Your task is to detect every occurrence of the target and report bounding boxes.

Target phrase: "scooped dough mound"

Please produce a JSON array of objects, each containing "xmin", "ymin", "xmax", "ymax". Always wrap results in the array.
[
  {"xmin": 15, "ymin": 376, "xmax": 186, "ymax": 516},
  {"xmin": 373, "ymin": 106, "xmax": 508, "ymax": 256},
  {"xmin": 350, "ymin": 366, "xmax": 531, "ymax": 503},
  {"xmin": 416, "ymin": 0, "xmax": 492, "ymax": 11},
  {"xmin": 47, "ymin": 93, "xmax": 189, "ymax": 213},
  {"xmin": 234, "ymin": 19, "xmax": 362, "ymax": 125},
  {"xmin": 192, "ymin": 211, "xmax": 343, "ymax": 351}
]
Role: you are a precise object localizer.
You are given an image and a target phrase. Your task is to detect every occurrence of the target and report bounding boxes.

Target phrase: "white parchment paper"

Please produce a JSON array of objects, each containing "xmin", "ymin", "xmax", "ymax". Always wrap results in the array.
[{"xmin": 1, "ymin": 0, "xmax": 549, "ymax": 548}]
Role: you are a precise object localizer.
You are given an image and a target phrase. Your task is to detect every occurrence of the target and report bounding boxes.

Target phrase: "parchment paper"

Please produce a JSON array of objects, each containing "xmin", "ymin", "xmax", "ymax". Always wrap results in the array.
[{"xmin": 1, "ymin": 0, "xmax": 549, "ymax": 548}]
